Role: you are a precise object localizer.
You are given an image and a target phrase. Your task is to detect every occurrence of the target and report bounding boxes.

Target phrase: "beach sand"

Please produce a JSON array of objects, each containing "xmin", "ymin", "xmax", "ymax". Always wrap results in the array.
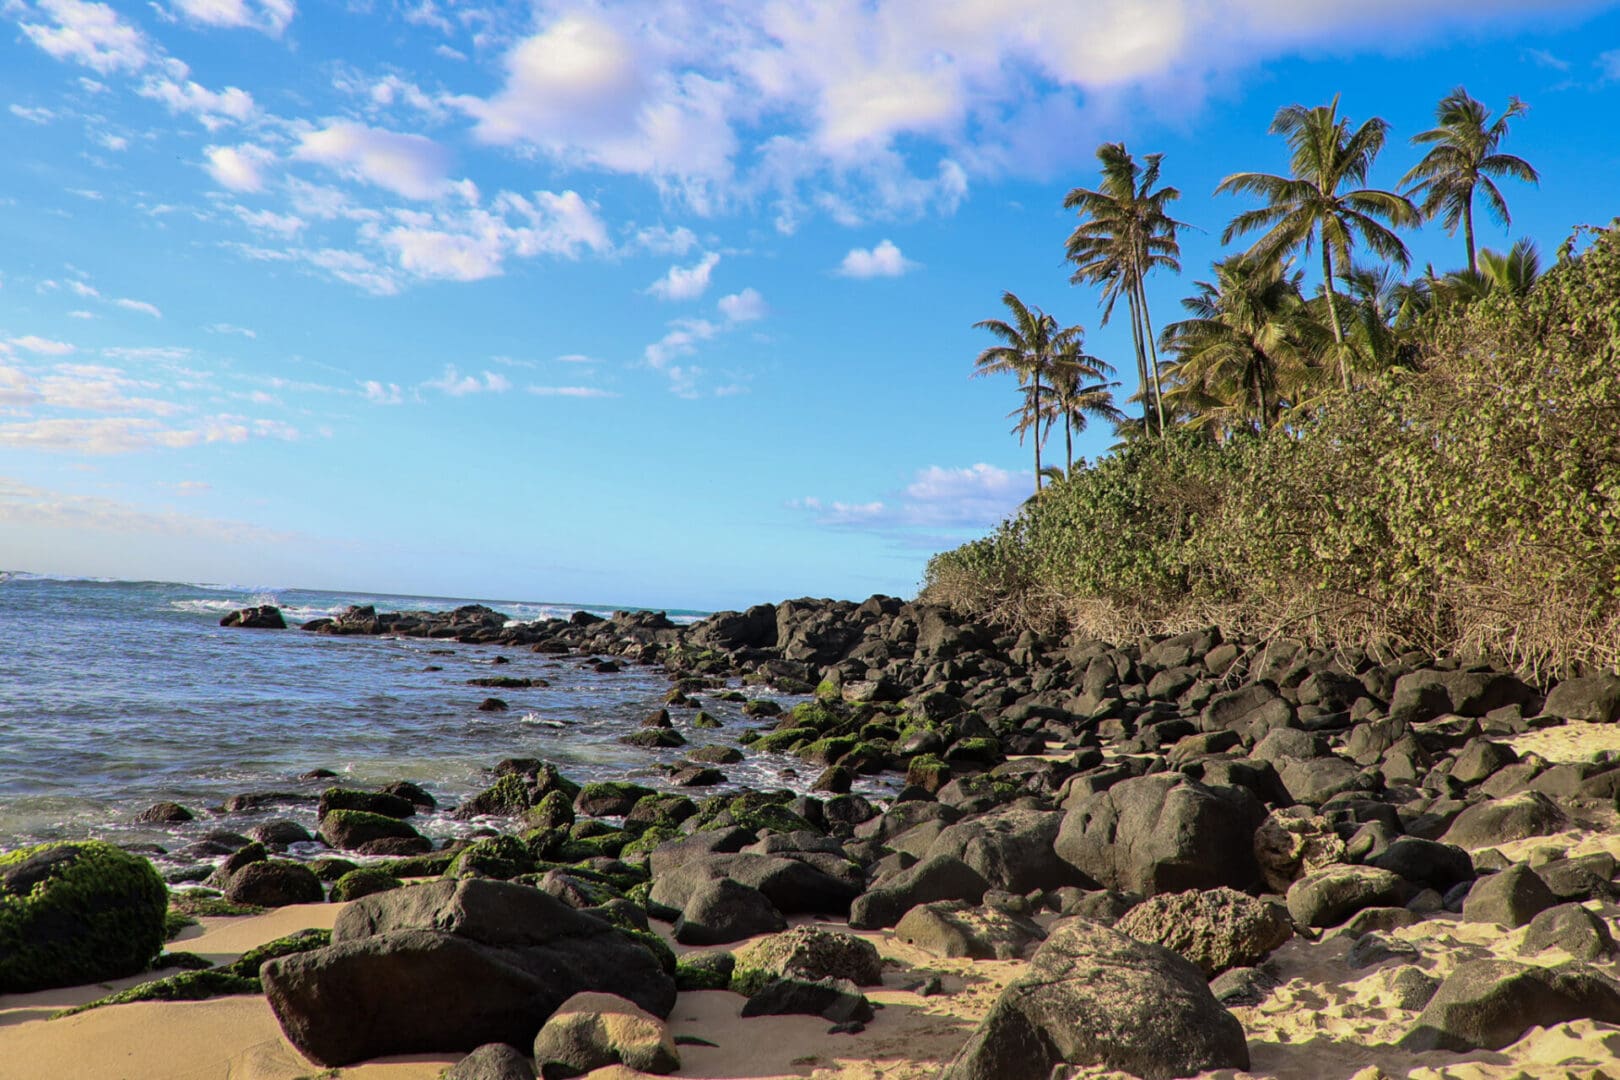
[{"xmin": 8, "ymin": 721, "xmax": 1620, "ymax": 1080}]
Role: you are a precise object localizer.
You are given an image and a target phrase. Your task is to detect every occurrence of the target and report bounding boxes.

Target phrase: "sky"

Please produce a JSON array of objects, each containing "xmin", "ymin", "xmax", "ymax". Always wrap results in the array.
[{"xmin": 3, "ymin": 0, "xmax": 1620, "ymax": 611}]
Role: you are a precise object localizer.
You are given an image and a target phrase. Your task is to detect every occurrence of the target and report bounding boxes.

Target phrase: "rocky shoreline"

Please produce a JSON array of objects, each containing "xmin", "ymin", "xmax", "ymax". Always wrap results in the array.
[{"xmin": 7, "ymin": 595, "xmax": 1620, "ymax": 1079}]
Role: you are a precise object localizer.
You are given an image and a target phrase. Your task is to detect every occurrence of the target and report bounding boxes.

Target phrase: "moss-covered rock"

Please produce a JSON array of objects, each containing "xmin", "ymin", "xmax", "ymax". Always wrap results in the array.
[
  {"xmin": 741, "ymin": 699, "xmax": 781, "ymax": 718},
  {"xmin": 675, "ymin": 950, "xmax": 736, "ymax": 991},
  {"xmin": 905, "ymin": 754, "xmax": 952, "ymax": 793},
  {"xmin": 164, "ymin": 910, "xmax": 198, "ymax": 940},
  {"xmin": 446, "ymin": 834, "xmax": 535, "ymax": 880},
  {"xmin": 51, "ymin": 968, "xmax": 261, "ymax": 1018},
  {"xmin": 226, "ymin": 928, "xmax": 331, "ymax": 977},
  {"xmin": 452, "ymin": 774, "xmax": 533, "ymax": 820},
  {"xmin": 330, "ymin": 867, "xmax": 404, "ymax": 903},
  {"xmin": 729, "ymin": 926, "xmax": 883, "ymax": 997},
  {"xmin": 552, "ymin": 831, "xmax": 630, "ymax": 862},
  {"xmin": 619, "ymin": 825, "xmax": 684, "ymax": 863},
  {"xmin": 788, "ymin": 701, "xmax": 844, "ymax": 733},
  {"xmin": 692, "ymin": 711, "xmax": 723, "ymax": 729},
  {"xmin": 575, "ymin": 782, "xmax": 657, "ymax": 817},
  {"xmin": 620, "ymin": 925, "xmax": 677, "ymax": 975},
  {"xmin": 526, "ymin": 789, "xmax": 575, "ymax": 832},
  {"xmin": 0, "ymin": 841, "xmax": 169, "ymax": 993},
  {"xmin": 687, "ymin": 744, "xmax": 744, "ymax": 765},
  {"xmin": 943, "ymin": 736, "xmax": 1003, "ymax": 766},
  {"xmin": 318, "ymin": 809, "xmax": 422, "ymax": 851},
  {"xmin": 626, "ymin": 794, "xmax": 698, "ymax": 831},
  {"xmin": 620, "ymin": 727, "xmax": 687, "ymax": 749},
  {"xmin": 373, "ymin": 849, "xmax": 457, "ymax": 878},
  {"xmin": 224, "ymin": 859, "xmax": 323, "ymax": 908},
  {"xmin": 167, "ymin": 890, "xmax": 262, "ymax": 918},
  {"xmin": 316, "ymin": 787, "xmax": 414, "ymax": 821},
  {"xmin": 307, "ymin": 857, "xmax": 360, "ymax": 883},
  {"xmin": 750, "ymin": 727, "xmax": 819, "ymax": 754},
  {"xmin": 795, "ymin": 735, "xmax": 859, "ymax": 766}
]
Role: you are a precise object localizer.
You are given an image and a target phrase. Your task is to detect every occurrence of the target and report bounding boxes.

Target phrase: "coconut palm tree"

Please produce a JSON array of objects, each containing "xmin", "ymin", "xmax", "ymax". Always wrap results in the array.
[
  {"xmin": 1160, "ymin": 255, "xmax": 1325, "ymax": 434},
  {"xmin": 1216, "ymin": 96, "xmax": 1419, "ymax": 393},
  {"xmin": 973, "ymin": 291, "xmax": 1065, "ymax": 493},
  {"xmin": 1044, "ymin": 339, "xmax": 1122, "ymax": 472},
  {"xmin": 1064, "ymin": 143, "xmax": 1184, "ymax": 437},
  {"xmin": 1435, "ymin": 237, "xmax": 1543, "ymax": 306},
  {"xmin": 1401, "ymin": 87, "xmax": 1538, "ymax": 273}
]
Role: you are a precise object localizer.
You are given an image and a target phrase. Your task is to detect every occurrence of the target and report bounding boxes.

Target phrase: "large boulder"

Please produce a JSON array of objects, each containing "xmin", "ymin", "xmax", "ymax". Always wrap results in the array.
[
  {"xmin": 0, "ymin": 840, "xmax": 168, "ymax": 992},
  {"xmin": 922, "ymin": 808, "xmax": 1081, "ymax": 894},
  {"xmin": 671, "ymin": 877, "xmax": 786, "ymax": 946},
  {"xmin": 1114, "ymin": 887, "xmax": 1293, "ymax": 977},
  {"xmin": 1401, "ymin": 959, "xmax": 1620, "ymax": 1052},
  {"xmin": 261, "ymin": 878, "xmax": 675, "ymax": 1067},
  {"xmin": 895, "ymin": 900, "xmax": 1045, "ymax": 960},
  {"xmin": 220, "ymin": 604, "xmax": 286, "ymax": 629},
  {"xmin": 1461, "ymin": 864, "xmax": 1558, "ymax": 929},
  {"xmin": 318, "ymin": 808, "xmax": 424, "ymax": 851},
  {"xmin": 848, "ymin": 854, "xmax": 990, "ymax": 930},
  {"xmin": 1055, "ymin": 775, "xmax": 1266, "ymax": 897},
  {"xmin": 1543, "ymin": 675, "xmax": 1620, "ymax": 724},
  {"xmin": 532, "ymin": 992, "xmax": 679, "ymax": 1078},
  {"xmin": 1286, "ymin": 865, "xmax": 1404, "ymax": 929},
  {"xmin": 647, "ymin": 852, "xmax": 861, "ymax": 916},
  {"xmin": 729, "ymin": 925, "xmax": 882, "ymax": 996},
  {"xmin": 938, "ymin": 919, "xmax": 1250, "ymax": 1080},
  {"xmin": 224, "ymin": 860, "xmax": 324, "ymax": 908},
  {"xmin": 1252, "ymin": 809, "xmax": 1346, "ymax": 892},
  {"xmin": 1442, "ymin": 791, "xmax": 1568, "ymax": 849},
  {"xmin": 1390, "ymin": 670, "xmax": 1536, "ymax": 722}
]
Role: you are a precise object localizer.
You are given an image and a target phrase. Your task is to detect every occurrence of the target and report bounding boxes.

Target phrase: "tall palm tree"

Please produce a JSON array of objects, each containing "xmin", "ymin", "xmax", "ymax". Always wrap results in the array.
[
  {"xmin": 1064, "ymin": 143, "xmax": 1184, "ymax": 437},
  {"xmin": 1435, "ymin": 237, "xmax": 1543, "ymax": 305},
  {"xmin": 1216, "ymin": 96, "xmax": 1419, "ymax": 392},
  {"xmin": 1044, "ymin": 338, "xmax": 1121, "ymax": 472},
  {"xmin": 1402, "ymin": 87, "xmax": 1538, "ymax": 273},
  {"xmin": 973, "ymin": 291, "xmax": 1065, "ymax": 493},
  {"xmin": 1160, "ymin": 255, "xmax": 1325, "ymax": 434}
]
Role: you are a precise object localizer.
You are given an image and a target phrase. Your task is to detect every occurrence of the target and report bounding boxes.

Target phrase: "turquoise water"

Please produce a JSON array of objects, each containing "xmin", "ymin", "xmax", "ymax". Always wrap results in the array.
[{"xmin": 0, "ymin": 574, "xmax": 850, "ymax": 869}]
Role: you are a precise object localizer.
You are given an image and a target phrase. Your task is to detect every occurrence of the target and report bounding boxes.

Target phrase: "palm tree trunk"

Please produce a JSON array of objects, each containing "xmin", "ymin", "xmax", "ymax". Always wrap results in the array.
[
  {"xmin": 1064, "ymin": 409, "xmax": 1073, "ymax": 474},
  {"xmin": 1032, "ymin": 378, "xmax": 1043, "ymax": 493},
  {"xmin": 1253, "ymin": 366, "xmax": 1266, "ymax": 431},
  {"xmin": 1321, "ymin": 243, "xmax": 1351, "ymax": 392},
  {"xmin": 1463, "ymin": 198, "xmax": 1477, "ymax": 274},
  {"xmin": 1135, "ymin": 275, "xmax": 1169, "ymax": 437},
  {"xmin": 1124, "ymin": 288, "xmax": 1152, "ymax": 435}
]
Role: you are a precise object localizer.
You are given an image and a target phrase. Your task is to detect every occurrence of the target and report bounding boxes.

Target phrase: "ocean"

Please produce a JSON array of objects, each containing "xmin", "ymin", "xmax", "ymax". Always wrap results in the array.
[{"xmin": 0, "ymin": 573, "xmax": 870, "ymax": 874}]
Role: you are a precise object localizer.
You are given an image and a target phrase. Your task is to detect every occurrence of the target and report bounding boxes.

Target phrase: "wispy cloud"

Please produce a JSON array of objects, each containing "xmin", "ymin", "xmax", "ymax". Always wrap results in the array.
[
  {"xmin": 647, "ymin": 252, "xmax": 720, "ymax": 301},
  {"xmin": 794, "ymin": 463, "xmax": 1030, "ymax": 545},
  {"xmin": 421, "ymin": 365, "xmax": 510, "ymax": 397},
  {"xmin": 527, "ymin": 385, "xmax": 619, "ymax": 398},
  {"xmin": 114, "ymin": 297, "xmax": 162, "ymax": 318}
]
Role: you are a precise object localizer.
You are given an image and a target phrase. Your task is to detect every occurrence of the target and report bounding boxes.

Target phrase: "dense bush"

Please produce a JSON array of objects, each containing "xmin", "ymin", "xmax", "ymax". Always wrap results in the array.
[{"xmin": 924, "ymin": 225, "xmax": 1620, "ymax": 674}]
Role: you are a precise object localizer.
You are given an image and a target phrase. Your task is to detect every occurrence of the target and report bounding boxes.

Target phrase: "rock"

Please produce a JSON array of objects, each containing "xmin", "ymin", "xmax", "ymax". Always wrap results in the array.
[
  {"xmin": 740, "ymin": 976, "xmax": 874, "ymax": 1023},
  {"xmin": 136, "ymin": 801, "xmax": 194, "ymax": 824},
  {"xmin": 1543, "ymin": 674, "xmax": 1620, "ymax": 723},
  {"xmin": 730, "ymin": 925, "xmax": 883, "ymax": 995},
  {"xmin": 445, "ymin": 1043, "xmax": 537, "ymax": 1080},
  {"xmin": 1450, "ymin": 738, "xmax": 1519, "ymax": 785},
  {"xmin": 0, "ymin": 840, "xmax": 168, "ymax": 993},
  {"xmin": 1462, "ymin": 864, "xmax": 1558, "ymax": 928},
  {"xmin": 1286, "ymin": 865, "xmax": 1404, "ymax": 929},
  {"xmin": 1277, "ymin": 756, "xmax": 1364, "ymax": 805},
  {"xmin": 1209, "ymin": 966, "xmax": 1279, "ymax": 1007},
  {"xmin": 938, "ymin": 919, "xmax": 1250, "ymax": 1080},
  {"xmin": 1520, "ymin": 903, "xmax": 1616, "ymax": 960},
  {"xmin": 672, "ymin": 877, "xmax": 786, "ymax": 946},
  {"xmin": 1390, "ymin": 670, "xmax": 1536, "ymax": 722},
  {"xmin": 1114, "ymin": 887, "xmax": 1293, "ymax": 977},
  {"xmin": 532, "ymin": 992, "xmax": 679, "ymax": 1078},
  {"xmin": 1055, "ymin": 774, "xmax": 1265, "ymax": 897},
  {"xmin": 1252, "ymin": 809, "xmax": 1347, "ymax": 892},
  {"xmin": 848, "ymin": 853, "xmax": 990, "ymax": 930},
  {"xmin": 248, "ymin": 820, "xmax": 315, "ymax": 848},
  {"xmin": 1401, "ymin": 959, "xmax": 1620, "ymax": 1052},
  {"xmin": 1368, "ymin": 837, "xmax": 1475, "ymax": 893},
  {"xmin": 1385, "ymin": 965, "xmax": 1441, "ymax": 1011},
  {"xmin": 330, "ymin": 867, "xmax": 404, "ymax": 903},
  {"xmin": 575, "ymin": 782, "xmax": 656, "ymax": 818},
  {"xmin": 648, "ymin": 853, "xmax": 861, "ymax": 917},
  {"xmin": 1442, "ymin": 791, "xmax": 1569, "ymax": 849},
  {"xmin": 895, "ymin": 900, "xmax": 1044, "ymax": 960},
  {"xmin": 220, "ymin": 604, "xmax": 286, "ymax": 629},
  {"xmin": 261, "ymin": 878, "xmax": 676, "ymax": 1067},
  {"xmin": 318, "ymin": 787, "xmax": 415, "ymax": 820},
  {"xmin": 318, "ymin": 809, "xmax": 423, "ymax": 851},
  {"xmin": 225, "ymin": 860, "xmax": 324, "ymax": 907},
  {"xmin": 922, "ymin": 807, "xmax": 1080, "ymax": 894},
  {"xmin": 1346, "ymin": 931, "xmax": 1421, "ymax": 969}
]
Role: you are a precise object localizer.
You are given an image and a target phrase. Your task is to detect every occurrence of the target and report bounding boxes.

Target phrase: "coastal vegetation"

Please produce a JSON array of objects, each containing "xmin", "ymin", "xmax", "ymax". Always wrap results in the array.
[{"xmin": 934, "ymin": 88, "xmax": 1620, "ymax": 674}]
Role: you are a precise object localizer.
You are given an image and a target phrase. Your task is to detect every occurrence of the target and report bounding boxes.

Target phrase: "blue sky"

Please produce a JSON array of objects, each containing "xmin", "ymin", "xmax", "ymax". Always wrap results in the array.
[{"xmin": 3, "ymin": 0, "xmax": 1620, "ymax": 611}]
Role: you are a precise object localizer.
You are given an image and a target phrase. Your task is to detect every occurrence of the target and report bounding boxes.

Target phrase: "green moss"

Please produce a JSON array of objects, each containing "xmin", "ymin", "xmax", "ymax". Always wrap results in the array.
[
  {"xmin": 735, "ymin": 730, "xmax": 761, "ymax": 746},
  {"xmin": 307, "ymin": 857, "xmax": 360, "ymax": 883},
  {"xmin": 164, "ymin": 910, "xmax": 198, "ymax": 940},
  {"xmin": 788, "ymin": 701, "xmax": 844, "ymax": 732},
  {"xmin": 944, "ymin": 737, "xmax": 1002, "ymax": 765},
  {"xmin": 575, "ymin": 781, "xmax": 656, "ymax": 812},
  {"xmin": 330, "ymin": 867, "xmax": 403, "ymax": 902},
  {"xmin": 905, "ymin": 754, "xmax": 952, "ymax": 791},
  {"xmin": 51, "ymin": 969, "xmax": 261, "ymax": 1018},
  {"xmin": 447, "ymin": 835, "xmax": 536, "ymax": 880},
  {"xmin": 0, "ymin": 841, "xmax": 168, "ymax": 993},
  {"xmin": 168, "ymin": 890, "xmax": 263, "ymax": 918},
  {"xmin": 626, "ymin": 793, "xmax": 697, "ymax": 830},
  {"xmin": 618, "ymin": 825, "xmax": 683, "ymax": 862},
  {"xmin": 552, "ymin": 832, "xmax": 629, "ymax": 862},
  {"xmin": 692, "ymin": 710, "xmax": 723, "ymax": 729},
  {"xmin": 675, "ymin": 952, "xmax": 736, "ymax": 991},
  {"xmin": 859, "ymin": 721, "xmax": 900, "ymax": 742},
  {"xmin": 795, "ymin": 735, "xmax": 858, "ymax": 766},
  {"xmin": 157, "ymin": 951, "xmax": 214, "ymax": 970},
  {"xmin": 523, "ymin": 827, "xmax": 566, "ymax": 862},
  {"xmin": 373, "ymin": 850, "xmax": 456, "ymax": 878},
  {"xmin": 620, "ymin": 925, "xmax": 677, "ymax": 975},
  {"xmin": 813, "ymin": 679, "xmax": 840, "ymax": 700},
  {"xmin": 226, "ymin": 928, "xmax": 331, "ymax": 976},
  {"xmin": 741, "ymin": 699, "xmax": 781, "ymax": 718},
  {"xmin": 525, "ymin": 789, "xmax": 575, "ymax": 832},
  {"xmin": 457, "ymin": 774, "xmax": 532, "ymax": 817},
  {"xmin": 750, "ymin": 727, "xmax": 819, "ymax": 754}
]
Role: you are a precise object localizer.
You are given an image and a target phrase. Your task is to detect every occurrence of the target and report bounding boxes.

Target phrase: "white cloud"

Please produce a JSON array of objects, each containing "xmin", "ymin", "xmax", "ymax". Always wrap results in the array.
[
  {"xmin": 20, "ymin": 0, "xmax": 152, "ymax": 74},
  {"xmin": 138, "ymin": 77, "xmax": 255, "ymax": 130},
  {"xmin": 555, "ymin": 353, "xmax": 595, "ymax": 364},
  {"xmin": 204, "ymin": 143, "xmax": 276, "ymax": 192},
  {"xmin": 526, "ymin": 385, "xmax": 619, "ymax": 398},
  {"xmin": 361, "ymin": 380, "xmax": 403, "ymax": 404},
  {"xmin": 165, "ymin": 0, "xmax": 296, "ymax": 36},
  {"xmin": 838, "ymin": 239, "xmax": 916, "ymax": 278},
  {"xmin": 383, "ymin": 227, "xmax": 503, "ymax": 281},
  {"xmin": 114, "ymin": 298, "xmax": 162, "ymax": 318},
  {"xmin": 797, "ymin": 463, "xmax": 1028, "ymax": 536},
  {"xmin": 718, "ymin": 287, "xmax": 766, "ymax": 323},
  {"xmin": 205, "ymin": 323, "xmax": 256, "ymax": 337},
  {"xmin": 0, "ymin": 476, "xmax": 301, "ymax": 543},
  {"xmin": 232, "ymin": 205, "xmax": 305, "ymax": 237},
  {"xmin": 630, "ymin": 224, "xmax": 698, "ymax": 256},
  {"xmin": 8, "ymin": 336, "xmax": 76, "ymax": 356},
  {"xmin": 647, "ymin": 251, "xmax": 719, "ymax": 301},
  {"xmin": 644, "ymin": 317, "xmax": 718, "ymax": 370},
  {"xmin": 421, "ymin": 365, "xmax": 510, "ymax": 396},
  {"xmin": 92, "ymin": 130, "xmax": 128, "ymax": 151},
  {"xmin": 66, "ymin": 280, "xmax": 100, "ymax": 298},
  {"xmin": 294, "ymin": 122, "xmax": 453, "ymax": 201},
  {"xmin": 9, "ymin": 104, "xmax": 55, "ymax": 124},
  {"xmin": 0, "ymin": 414, "xmax": 284, "ymax": 453}
]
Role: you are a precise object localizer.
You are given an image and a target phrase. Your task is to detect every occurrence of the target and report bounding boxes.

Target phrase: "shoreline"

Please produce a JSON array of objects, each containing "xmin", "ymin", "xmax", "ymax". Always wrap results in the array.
[{"xmin": 5, "ymin": 596, "xmax": 1620, "ymax": 1079}]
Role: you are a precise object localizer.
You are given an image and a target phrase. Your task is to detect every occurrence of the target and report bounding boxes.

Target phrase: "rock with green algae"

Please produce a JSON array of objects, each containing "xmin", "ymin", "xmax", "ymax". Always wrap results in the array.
[
  {"xmin": 50, "ymin": 969, "xmax": 261, "ymax": 1018},
  {"xmin": 226, "ymin": 927, "xmax": 331, "ymax": 976},
  {"xmin": 0, "ymin": 840, "xmax": 169, "ymax": 993},
  {"xmin": 330, "ymin": 866, "xmax": 404, "ymax": 902}
]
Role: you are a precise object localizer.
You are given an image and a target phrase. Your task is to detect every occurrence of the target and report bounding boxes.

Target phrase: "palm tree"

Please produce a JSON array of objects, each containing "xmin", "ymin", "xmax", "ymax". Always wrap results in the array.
[
  {"xmin": 1402, "ymin": 87, "xmax": 1538, "ymax": 273},
  {"xmin": 973, "ymin": 291, "xmax": 1065, "ymax": 493},
  {"xmin": 1160, "ymin": 255, "xmax": 1325, "ymax": 434},
  {"xmin": 1064, "ymin": 143, "xmax": 1184, "ymax": 437},
  {"xmin": 1435, "ymin": 237, "xmax": 1543, "ymax": 305},
  {"xmin": 1044, "ymin": 339, "xmax": 1121, "ymax": 472},
  {"xmin": 1216, "ymin": 96, "xmax": 1419, "ymax": 392}
]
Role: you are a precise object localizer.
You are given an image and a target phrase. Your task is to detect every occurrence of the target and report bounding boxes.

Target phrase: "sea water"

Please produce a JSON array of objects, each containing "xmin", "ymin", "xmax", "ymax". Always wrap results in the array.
[{"xmin": 0, "ymin": 573, "xmax": 870, "ymax": 873}]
